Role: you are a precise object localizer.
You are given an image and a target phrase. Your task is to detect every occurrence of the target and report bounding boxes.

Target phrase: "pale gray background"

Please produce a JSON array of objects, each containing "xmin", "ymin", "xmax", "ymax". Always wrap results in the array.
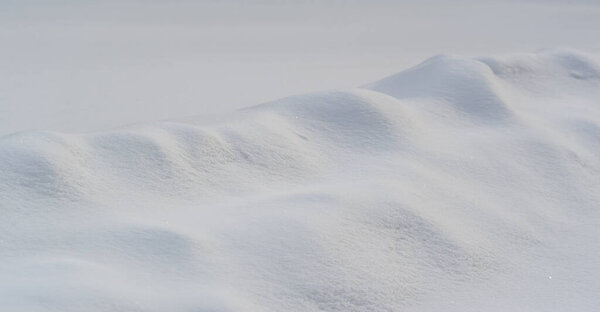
[{"xmin": 1, "ymin": 0, "xmax": 599, "ymax": 135}]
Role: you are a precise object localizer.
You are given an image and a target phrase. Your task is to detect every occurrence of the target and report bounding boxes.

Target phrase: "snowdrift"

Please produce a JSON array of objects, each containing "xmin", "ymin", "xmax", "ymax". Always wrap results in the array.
[{"xmin": 1, "ymin": 49, "xmax": 599, "ymax": 311}]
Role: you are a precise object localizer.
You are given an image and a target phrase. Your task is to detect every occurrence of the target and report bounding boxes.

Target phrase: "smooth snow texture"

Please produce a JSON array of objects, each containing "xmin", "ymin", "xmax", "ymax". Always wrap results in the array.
[{"xmin": 1, "ymin": 49, "xmax": 600, "ymax": 311}]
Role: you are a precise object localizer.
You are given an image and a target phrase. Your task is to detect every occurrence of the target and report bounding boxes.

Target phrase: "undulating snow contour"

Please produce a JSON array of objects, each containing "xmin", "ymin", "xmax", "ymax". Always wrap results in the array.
[{"xmin": 1, "ymin": 49, "xmax": 599, "ymax": 311}]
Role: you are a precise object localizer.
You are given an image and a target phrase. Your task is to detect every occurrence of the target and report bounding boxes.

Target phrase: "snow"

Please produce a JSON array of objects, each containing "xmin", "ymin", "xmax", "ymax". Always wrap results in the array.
[{"xmin": 1, "ymin": 49, "xmax": 599, "ymax": 311}]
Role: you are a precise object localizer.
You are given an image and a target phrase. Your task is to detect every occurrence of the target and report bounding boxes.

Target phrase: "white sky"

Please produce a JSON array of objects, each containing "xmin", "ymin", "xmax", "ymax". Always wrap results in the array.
[{"xmin": 1, "ymin": 0, "xmax": 599, "ymax": 135}]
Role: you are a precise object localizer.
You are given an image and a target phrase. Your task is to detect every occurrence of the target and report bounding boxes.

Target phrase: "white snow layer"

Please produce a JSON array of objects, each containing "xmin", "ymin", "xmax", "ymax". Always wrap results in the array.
[{"xmin": 1, "ymin": 49, "xmax": 600, "ymax": 311}]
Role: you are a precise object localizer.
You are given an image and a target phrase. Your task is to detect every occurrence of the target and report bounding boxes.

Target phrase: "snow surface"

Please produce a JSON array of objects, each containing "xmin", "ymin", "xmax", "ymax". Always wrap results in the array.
[{"xmin": 1, "ymin": 49, "xmax": 600, "ymax": 311}]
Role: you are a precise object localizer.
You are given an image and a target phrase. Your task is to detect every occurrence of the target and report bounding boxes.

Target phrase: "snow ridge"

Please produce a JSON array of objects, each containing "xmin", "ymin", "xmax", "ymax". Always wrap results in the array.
[{"xmin": 1, "ymin": 49, "xmax": 600, "ymax": 311}]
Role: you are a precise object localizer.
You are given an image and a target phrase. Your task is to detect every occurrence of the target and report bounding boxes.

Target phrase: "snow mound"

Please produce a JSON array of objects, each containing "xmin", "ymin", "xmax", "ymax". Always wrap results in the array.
[{"xmin": 1, "ymin": 50, "xmax": 600, "ymax": 311}]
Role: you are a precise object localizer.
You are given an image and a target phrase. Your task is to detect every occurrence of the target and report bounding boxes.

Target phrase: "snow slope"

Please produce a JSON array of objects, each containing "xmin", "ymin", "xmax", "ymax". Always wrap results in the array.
[{"xmin": 1, "ymin": 49, "xmax": 600, "ymax": 311}]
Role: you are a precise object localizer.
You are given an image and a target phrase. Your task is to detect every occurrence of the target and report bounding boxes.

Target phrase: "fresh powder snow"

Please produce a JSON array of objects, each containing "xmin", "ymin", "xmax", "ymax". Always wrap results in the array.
[{"xmin": 1, "ymin": 49, "xmax": 599, "ymax": 311}]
